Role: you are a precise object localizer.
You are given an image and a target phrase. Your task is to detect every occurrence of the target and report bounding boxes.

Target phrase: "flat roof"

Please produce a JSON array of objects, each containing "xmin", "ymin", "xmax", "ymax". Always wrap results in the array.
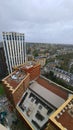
[
  {"xmin": 17, "ymin": 82, "xmax": 55, "ymax": 130},
  {"xmin": 16, "ymin": 80, "xmax": 67, "ymax": 130},
  {"xmin": 29, "ymin": 81, "xmax": 65, "ymax": 108},
  {"xmin": 21, "ymin": 62, "xmax": 34, "ymax": 69},
  {"xmin": 50, "ymin": 96, "xmax": 73, "ymax": 130},
  {"xmin": 36, "ymin": 76, "xmax": 68, "ymax": 100},
  {"xmin": 5, "ymin": 70, "xmax": 26, "ymax": 89},
  {"xmin": 15, "ymin": 61, "xmax": 40, "ymax": 71}
]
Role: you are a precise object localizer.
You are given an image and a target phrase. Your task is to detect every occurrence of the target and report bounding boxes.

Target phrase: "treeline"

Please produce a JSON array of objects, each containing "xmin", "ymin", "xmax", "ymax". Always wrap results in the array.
[{"xmin": 56, "ymin": 52, "xmax": 73, "ymax": 71}]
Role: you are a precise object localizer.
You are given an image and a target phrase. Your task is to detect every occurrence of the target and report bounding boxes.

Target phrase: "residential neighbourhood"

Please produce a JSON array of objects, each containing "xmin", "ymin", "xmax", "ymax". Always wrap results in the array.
[{"xmin": 44, "ymin": 66, "xmax": 73, "ymax": 86}]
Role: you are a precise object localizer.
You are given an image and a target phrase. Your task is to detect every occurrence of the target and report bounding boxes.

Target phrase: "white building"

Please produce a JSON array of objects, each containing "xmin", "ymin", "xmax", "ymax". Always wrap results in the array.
[{"xmin": 2, "ymin": 32, "xmax": 26, "ymax": 73}]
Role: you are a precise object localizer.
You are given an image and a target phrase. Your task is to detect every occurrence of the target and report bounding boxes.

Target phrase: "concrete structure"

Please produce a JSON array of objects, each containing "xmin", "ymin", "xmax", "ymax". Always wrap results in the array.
[
  {"xmin": 0, "ymin": 42, "xmax": 8, "ymax": 80},
  {"xmin": 0, "ymin": 124, "xmax": 8, "ymax": 130},
  {"xmin": 2, "ymin": 32, "xmax": 26, "ymax": 73},
  {"xmin": 27, "ymin": 55, "xmax": 34, "ymax": 61},
  {"xmin": 35, "ymin": 57, "xmax": 46, "ymax": 68}
]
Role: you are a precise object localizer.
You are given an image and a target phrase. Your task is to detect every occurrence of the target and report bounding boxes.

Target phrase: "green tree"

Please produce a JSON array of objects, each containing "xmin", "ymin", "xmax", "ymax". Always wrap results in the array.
[{"xmin": 33, "ymin": 50, "xmax": 38, "ymax": 57}]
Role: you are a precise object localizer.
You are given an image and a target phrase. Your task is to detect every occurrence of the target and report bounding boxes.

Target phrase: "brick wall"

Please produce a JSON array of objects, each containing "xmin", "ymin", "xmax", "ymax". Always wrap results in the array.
[
  {"xmin": 2, "ymin": 74, "xmax": 30, "ymax": 106},
  {"xmin": 28, "ymin": 64, "xmax": 41, "ymax": 80},
  {"xmin": 12, "ymin": 74, "xmax": 30, "ymax": 106}
]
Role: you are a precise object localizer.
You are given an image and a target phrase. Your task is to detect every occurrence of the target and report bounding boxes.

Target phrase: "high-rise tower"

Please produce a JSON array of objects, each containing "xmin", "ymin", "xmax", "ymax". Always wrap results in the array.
[
  {"xmin": 2, "ymin": 32, "xmax": 26, "ymax": 73},
  {"xmin": 0, "ymin": 42, "xmax": 8, "ymax": 79}
]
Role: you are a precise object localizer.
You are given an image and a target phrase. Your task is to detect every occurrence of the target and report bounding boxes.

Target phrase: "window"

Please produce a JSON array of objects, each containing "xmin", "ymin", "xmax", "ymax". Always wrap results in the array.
[
  {"xmin": 12, "ymin": 34, "xmax": 14, "ymax": 40},
  {"xmin": 20, "ymin": 36, "xmax": 22, "ymax": 40},
  {"xmin": 9, "ymin": 35, "xmax": 11, "ymax": 40},
  {"xmin": 3, "ymin": 35, "xmax": 6, "ymax": 40},
  {"xmin": 18, "ymin": 36, "xmax": 19, "ymax": 40},
  {"xmin": 23, "ymin": 36, "xmax": 24, "ymax": 41},
  {"xmin": 15, "ymin": 35, "xmax": 17, "ymax": 40},
  {"xmin": 6, "ymin": 35, "xmax": 9, "ymax": 40}
]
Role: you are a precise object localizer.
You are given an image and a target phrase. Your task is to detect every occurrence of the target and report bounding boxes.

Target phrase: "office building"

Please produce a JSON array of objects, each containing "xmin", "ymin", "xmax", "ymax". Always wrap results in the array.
[
  {"xmin": 0, "ymin": 42, "xmax": 8, "ymax": 80},
  {"xmin": 2, "ymin": 32, "xmax": 26, "ymax": 73}
]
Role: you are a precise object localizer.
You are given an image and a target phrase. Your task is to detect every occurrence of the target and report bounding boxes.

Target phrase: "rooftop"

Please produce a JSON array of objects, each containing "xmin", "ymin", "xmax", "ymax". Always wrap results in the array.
[
  {"xmin": 49, "ymin": 96, "xmax": 73, "ymax": 130},
  {"xmin": 29, "ymin": 81, "xmax": 65, "ymax": 109},
  {"xmin": 52, "ymin": 67, "xmax": 72, "ymax": 77},
  {"xmin": 36, "ymin": 76, "xmax": 68, "ymax": 100},
  {"xmin": 13, "ymin": 61, "xmax": 40, "ymax": 73},
  {"xmin": 2, "ymin": 32, "xmax": 24, "ymax": 35},
  {"xmin": 17, "ymin": 82, "xmax": 55, "ymax": 130},
  {"xmin": 19, "ymin": 61, "xmax": 36, "ymax": 70},
  {"xmin": 3, "ymin": 70, "xmax": 26, "ymax": 90},
  {"xmin": 16, "ymin": 79, "xmax": 68, "ymax": 130}
]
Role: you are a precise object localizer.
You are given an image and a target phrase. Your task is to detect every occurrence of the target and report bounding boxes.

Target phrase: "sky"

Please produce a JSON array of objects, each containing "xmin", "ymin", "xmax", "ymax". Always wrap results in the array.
[{"xmin": 0, "ymin": 0, "xmax": 73, "ymax": 44}]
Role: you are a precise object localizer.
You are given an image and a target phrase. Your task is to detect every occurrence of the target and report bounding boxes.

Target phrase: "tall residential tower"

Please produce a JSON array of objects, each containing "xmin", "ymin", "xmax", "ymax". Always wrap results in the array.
[{"xmin": 2, "ymin": 32, "xmax": 26, "ymax": 73}]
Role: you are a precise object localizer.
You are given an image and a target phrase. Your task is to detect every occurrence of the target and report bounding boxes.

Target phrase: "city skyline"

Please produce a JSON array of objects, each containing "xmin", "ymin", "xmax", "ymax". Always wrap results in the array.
[{"xmin": 0, "ymin": 0, "xmax": 73, "ymax": 44}]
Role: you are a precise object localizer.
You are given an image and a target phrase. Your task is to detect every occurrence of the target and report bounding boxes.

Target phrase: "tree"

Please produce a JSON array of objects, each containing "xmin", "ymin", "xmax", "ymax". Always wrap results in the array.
[{"xmin": 33, "ymin": 50, "xmax": 38, "ymax": 57}]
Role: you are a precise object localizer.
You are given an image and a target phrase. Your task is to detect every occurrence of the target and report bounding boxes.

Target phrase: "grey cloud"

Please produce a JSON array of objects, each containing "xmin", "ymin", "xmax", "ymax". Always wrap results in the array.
[{"xmin": 0, "ymin": 0, "xmax": 73, "ymax": 43}]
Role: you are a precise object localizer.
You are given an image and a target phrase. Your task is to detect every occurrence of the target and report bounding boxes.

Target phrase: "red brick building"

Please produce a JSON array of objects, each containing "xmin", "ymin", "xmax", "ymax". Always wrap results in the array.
[
  {"xmin": 2, "ymin": 70, "xmax": 30, "ymax": 106},
  {"xmin": 13, "ymin": 61, "xmax": 41, "ymax": 81},
  {"xmin": 2, "ymin": 62, "xmax": 41, "ymax": 106}
]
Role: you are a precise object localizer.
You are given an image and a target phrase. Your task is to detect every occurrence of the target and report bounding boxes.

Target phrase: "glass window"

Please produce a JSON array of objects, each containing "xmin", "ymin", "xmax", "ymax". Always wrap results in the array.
[
  {"xmin": 23, "ymin": 36, "xmax": 24, "ymax": 41},
  {"xmin": 12, "ymin": 36, "xmax": 14, "ymax": 40},
  {"xmin": 15, "ymin": 35, "xmax": 17, "ymax": 40},
  {"xmin": 9, "ymin": 35, "xmax": 11, "ymax": 40},
  {"xmin": 18, "ymin": 36, "xmax": 19, "ymax": 40},
  {"xmin": 3, "ymin": 35, "xmax": 6, "ymax": 40},
  {"xmin": 12, "ymin": 34, "xmax": 14, "ymax": 40},
  {"xmin": 6, "ymin": 35, "xmax": 9, "ymax": 40},
  {"xmin": 20, "ymin": 36, "xmax": 22, "ymax": 40}
]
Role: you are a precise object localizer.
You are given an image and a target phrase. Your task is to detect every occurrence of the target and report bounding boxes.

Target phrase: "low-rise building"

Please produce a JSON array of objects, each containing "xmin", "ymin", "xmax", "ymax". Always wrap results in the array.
[
  {"xmin": 45, "ymin": 95, "xmax": 73, "ymax": 130},
  {"xmin": 27, "ymin": 54, "xmax": 34, "ymax": 61},
  {"xmin": 16, "ymin": 75, "xmax": 68, "ymax": 130},
  {"xmin": 44, "ymin": 66, "xmax": 73, "ymax": 86},
  {"xmin": 2, "ymin": 62, "xmax": 41, "ymax": 106},
  {"xmin": 2, "ymin": 69, "xmax": 30, "ymax": 106},
  {"xmin": 35, "ymin": 57, "xmax": 46, "ymax": 68}
]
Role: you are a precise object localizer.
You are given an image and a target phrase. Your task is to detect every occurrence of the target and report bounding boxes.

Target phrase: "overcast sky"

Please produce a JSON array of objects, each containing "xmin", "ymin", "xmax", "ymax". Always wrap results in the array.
[{"xmin": 0, "ymin": 0, "xmax": 73, "ymax": 44}]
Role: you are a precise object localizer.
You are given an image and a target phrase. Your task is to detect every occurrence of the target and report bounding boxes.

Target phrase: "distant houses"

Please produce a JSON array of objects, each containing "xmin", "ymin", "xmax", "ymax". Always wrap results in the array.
[{"xmin": 44, "ymin": 64, "xmax": 73, "ymax": 86}]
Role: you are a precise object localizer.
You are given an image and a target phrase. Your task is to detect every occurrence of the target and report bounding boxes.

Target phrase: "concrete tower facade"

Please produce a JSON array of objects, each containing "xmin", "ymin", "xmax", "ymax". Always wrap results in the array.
[{"xmin": 2, "ymin": 32, "xmax": 26, "ymax": 73}]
